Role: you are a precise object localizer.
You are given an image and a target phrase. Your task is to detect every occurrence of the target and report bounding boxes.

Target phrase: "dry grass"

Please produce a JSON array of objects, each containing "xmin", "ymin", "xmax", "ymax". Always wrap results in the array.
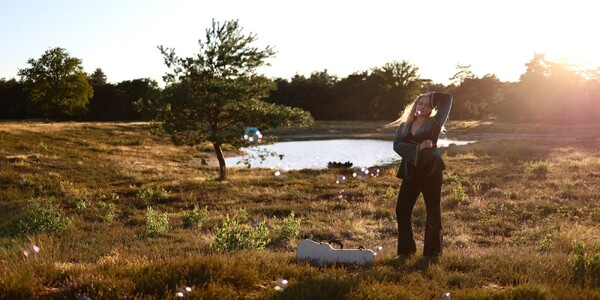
[{"xmin": 1, "ymin": 120, "xmax": 600, "ymax": 299}]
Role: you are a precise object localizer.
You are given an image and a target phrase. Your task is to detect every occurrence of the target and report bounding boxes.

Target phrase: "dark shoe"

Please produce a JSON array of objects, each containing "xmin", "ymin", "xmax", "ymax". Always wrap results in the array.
[{"xmin": 421, "ymin": 255, "xmax": 439, "ymax": 264}]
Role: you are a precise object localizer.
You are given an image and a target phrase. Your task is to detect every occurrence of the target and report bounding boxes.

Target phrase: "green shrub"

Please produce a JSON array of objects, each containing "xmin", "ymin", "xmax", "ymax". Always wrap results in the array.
[
  {"xmin": 97, "ymin": 201, "xmax": 116, "ymax": 222},
  {"xmin": 384, "ymin": 186, "xmax": 396, "ymax": 202},
  {"xmin": 100, "ymin": 192, "xmax": 120, "ymax": 201},
  {"xmin": 589, "ymin": 242, "xmax": 600, "ymax": 287},
  {"xmin": 213, "ymin": 215, "xmax": 270, "ymax": 251},
  {"xmin": 570, "ymin": 240, "xmax": 600, "ymax": 287},
  {"xmin": 146, "ymin": 206, "xmax": 170, "ymax": 237},
  {"xmin": 76, "ymin": 199, "xmax": 89, "ymax": 210},
  {"xmin": 37, "ymin": 141, "xmax": 49, "ymax": 151},
  {"xmin": 18, "ymin": 197, "xmax": 71, "ymax": 233},
  {"xmin": 444, "ymin": 171, "xmax": 459, "ymax": 183},
  {"xmin": 182, "ymin": 204, "xmax": 209, "ymax": 228},
  {"xmin": 155, "ymin": 187, "xmax": 171, "ymax": 201},
  {"xmin": 137, "ymin": 188, "xmax": 154, "ymax": 201},
  {"xmin": 446, "ymin": 182, "xmax": 467, "ymax": 209},
  {"xmin": 571, "ymin": 240, "xmax": 586, "ymax": 285},
  {"xmin": 274, "ymin": 211, "xmax": 300, "ymax": 242}
]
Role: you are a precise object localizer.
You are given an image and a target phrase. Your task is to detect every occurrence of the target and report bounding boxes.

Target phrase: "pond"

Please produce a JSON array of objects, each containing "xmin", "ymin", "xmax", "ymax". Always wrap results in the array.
[{"xmin": 225, "ymin": 138, "xmax": 474, "ymax": 170}]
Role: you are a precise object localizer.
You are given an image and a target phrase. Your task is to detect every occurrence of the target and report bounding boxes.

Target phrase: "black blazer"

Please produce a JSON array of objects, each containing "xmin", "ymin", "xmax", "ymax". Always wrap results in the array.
[{"xmin": 393, "ymin": 92, "xmax": 453, "ymax": 179}]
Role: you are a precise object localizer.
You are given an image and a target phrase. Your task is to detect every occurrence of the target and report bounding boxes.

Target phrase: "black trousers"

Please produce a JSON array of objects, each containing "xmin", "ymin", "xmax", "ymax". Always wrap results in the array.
[{"xmin": 396, "ymin": 171, "xmax": 443, "ymax": 257}]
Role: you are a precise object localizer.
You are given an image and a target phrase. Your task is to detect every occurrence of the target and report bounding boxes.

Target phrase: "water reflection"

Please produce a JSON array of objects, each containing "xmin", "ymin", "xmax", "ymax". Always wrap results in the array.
[{"xmin": 226, "ymin": 139, "xmax": 473, "ymax": 170}]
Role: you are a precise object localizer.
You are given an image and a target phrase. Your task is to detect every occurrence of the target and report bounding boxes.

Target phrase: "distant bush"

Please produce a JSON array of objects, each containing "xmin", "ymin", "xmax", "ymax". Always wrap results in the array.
[
  {"xmin": 146, "ymin": 206, "xmax": 170, "ymax": 237},
  {"xmin": 137, "ymin": 188, "xmax": 155, "ymax": 200},
  {"xmin": 590, "ymin": 243, "xmax": 600, "ymax": 287},
  {"xmin": 327, "ymin": 161, "xmax": 353, "ymax": 169},
  {"xmin": 274, "ymin": 212, "xmax": 300, "ymax": 243},
  {"xmin": 570, "ymin": 240, "xmax": 600, "ymax": 287},
  {"xmin": 182, "ymin": 204, "xmax": 209, "ymax": 228},
  {"xmin": 98, "ymin": 201, "xmax": 116, "ymax": 222},
  {"xmin": 37, "ymin": 141, "xmax": 49, "ymax": 151},
  {"xmin": 213, "ymin": 214, "xmax": 270, "ymax": 251},
  {"xmin": 571, "ymin": 240, "xmax": 586, "ymax": 285},
  {"xmin": 137, "ymin": 187, "xmax": 170, "ymax": 201},
  {"xmin": 446, "ymin": 182, "xmax": 467, "ymax": 209},
  {"xmin": 385, "ymin": 186, "xmax": 397, "ymax": 202},
  {"xmin": 18, "ymin": 197, "xmax": 71, "ymax": 234}
]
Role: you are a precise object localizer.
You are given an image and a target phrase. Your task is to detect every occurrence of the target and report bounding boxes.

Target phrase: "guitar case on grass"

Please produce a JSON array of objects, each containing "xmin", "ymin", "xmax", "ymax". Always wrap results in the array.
[{"xmin": 296, "ymin": 239, "xmax": 375, "ymax": 266}]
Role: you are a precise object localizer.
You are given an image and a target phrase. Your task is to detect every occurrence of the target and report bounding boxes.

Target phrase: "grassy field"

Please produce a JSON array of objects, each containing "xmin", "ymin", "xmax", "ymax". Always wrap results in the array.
[{"xmin": 1, "ymin": 120, "xmax": 600, "ymax": 299}]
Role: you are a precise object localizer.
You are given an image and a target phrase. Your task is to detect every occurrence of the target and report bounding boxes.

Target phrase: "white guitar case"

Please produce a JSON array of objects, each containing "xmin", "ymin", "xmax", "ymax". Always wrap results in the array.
[{"xmin": 296, "ymin": 239, "xmax": 375, "ymax": 266}]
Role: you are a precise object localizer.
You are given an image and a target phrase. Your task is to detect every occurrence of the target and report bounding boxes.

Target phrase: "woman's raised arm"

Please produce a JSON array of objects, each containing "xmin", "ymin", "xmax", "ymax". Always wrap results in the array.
[{"xmin": 432, "ymin": 92, "xmax": 453, "ymax": 127}]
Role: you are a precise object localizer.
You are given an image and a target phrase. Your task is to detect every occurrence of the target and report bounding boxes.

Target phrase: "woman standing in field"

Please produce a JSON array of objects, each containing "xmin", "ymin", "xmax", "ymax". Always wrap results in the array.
[{"xmin": 389, "ymin": 92, "xmax": 453, "ymax": 257}]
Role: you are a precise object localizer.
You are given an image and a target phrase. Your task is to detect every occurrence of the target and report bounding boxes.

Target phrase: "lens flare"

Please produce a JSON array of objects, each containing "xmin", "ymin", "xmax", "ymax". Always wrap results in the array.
[
  {"xmin": 274, "ymin": 278, "xmax": 288, "ymax": 292},
  {"xmin": 243, "ymin": 127, "xmax": 263, "ymax": 143},
  {"xmin": 273, "ymin": 166, "xmax": 289, "ymax": 177},
  {"xmin": 352, "ymin": 166, "xmax": 373, "ymax": 180},
  {"xmin": 175, "ymin": 285, "xmax": 192, "ymax": 298},
  {"xmin": 23, "ymin": 244, "xmax": 41, "ymax": 258},
  {"xmin": 278, "ymin": 279, "xmax": 288, "ymax": 286}
]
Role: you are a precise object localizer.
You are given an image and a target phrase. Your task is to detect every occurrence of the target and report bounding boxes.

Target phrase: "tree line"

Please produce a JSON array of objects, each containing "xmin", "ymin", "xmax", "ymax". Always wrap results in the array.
[
  {"xmin": 0, "ymin": 48, "xmax": 161, "ymax": 121},
  {"xmin": 264, "ymin": 55, "xmax": 600, "ymax": 123},
  {"xmin": 2, "ymin": 37, "xmax": 600, "ymax": 124}
]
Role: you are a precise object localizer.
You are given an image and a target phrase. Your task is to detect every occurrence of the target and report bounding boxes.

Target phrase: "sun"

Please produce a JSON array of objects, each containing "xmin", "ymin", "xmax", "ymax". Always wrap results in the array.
[
  {"xmin": 542, "ymin": 27, "xmax": 598, "ymax": 68},
  {"xmin": 544, "ymin": 51, "xmax": 600, "ymax": 74},
  {"xmin": 519, "ymin": 1, "xmax": 598, "ymax": 71}
]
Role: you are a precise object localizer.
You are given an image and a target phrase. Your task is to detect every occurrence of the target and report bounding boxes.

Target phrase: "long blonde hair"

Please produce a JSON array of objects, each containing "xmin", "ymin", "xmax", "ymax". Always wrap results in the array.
[{"xmin": 385, "ymin": 93, "xmax": 442, "ymax": 137}]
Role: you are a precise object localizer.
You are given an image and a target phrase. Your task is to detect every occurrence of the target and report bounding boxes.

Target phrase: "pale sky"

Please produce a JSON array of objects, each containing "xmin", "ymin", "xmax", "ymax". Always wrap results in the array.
[{"xmin": 1, "ymin": 0, "xmax": 599, "ymax": 86}]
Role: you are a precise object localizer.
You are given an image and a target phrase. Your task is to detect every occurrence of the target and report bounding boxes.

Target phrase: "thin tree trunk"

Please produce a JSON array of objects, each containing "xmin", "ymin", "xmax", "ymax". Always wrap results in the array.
[{"xmin": 213, "ymin": 142, "xmax": 227, "ymax": 181}]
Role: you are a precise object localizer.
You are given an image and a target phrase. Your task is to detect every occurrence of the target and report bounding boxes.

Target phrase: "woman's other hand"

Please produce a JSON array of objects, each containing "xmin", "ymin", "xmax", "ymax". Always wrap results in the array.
[{"xmin": 419, "ymin": 140, "xmax": 434, "ymax": 150}]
